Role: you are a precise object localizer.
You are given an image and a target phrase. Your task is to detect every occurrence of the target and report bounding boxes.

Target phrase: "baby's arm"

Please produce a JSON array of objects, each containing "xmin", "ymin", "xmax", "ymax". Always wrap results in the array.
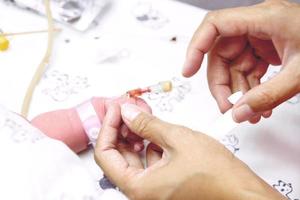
[{"xmin": 31, "ymin": 96, "xmax": 150, "ymax": 153}]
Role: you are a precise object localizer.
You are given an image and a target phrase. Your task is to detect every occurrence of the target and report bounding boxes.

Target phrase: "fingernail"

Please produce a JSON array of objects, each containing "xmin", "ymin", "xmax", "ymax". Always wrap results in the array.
[
  {"xmin": 232, "ymin": 104, "xmax": 255, "ymax": 123},
  {"xmin": 121, "ymin": 103, "xmax": 142, "ymax": 122}
]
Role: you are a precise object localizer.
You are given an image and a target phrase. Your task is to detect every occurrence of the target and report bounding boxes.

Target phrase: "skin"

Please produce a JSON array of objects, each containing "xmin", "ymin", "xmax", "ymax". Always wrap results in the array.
[
  {"xmin": 182, "ymin": 0, "xmax": 300, "ymax": 123},
  {"xmin": 95, "ymin": 103, "xmax": 285, "ymax": 200},
  {"xmin": 95, "ymin": 1, "xmax": 300, "ymax": 199},
  {"xmin": 95, "ymin": 96, "xmax": 152, "ymax": 152}
]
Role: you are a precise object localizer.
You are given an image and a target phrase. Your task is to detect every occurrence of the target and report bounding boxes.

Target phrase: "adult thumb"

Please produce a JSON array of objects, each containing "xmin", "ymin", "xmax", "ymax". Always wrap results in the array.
[
  {"xmin": 121, "ymin": 103, "xmax": 177, "ymax": 149},
  {"xmin": 232, "ymin": 63, "xmax": 300, "ymax": 123}
]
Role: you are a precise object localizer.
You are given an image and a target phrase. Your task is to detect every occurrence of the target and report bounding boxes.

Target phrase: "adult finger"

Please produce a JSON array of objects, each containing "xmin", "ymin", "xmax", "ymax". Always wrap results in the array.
[
  {"xmin": 95, "ymin": 104, "xmax": 140, "ymax": 188},
  {"xmin": 112, "ymin": 96, "xmax": 152, "ymax": 142},
  {"xmin": 123, "ymin": 98, "xmax": 151, "ymax": 152},
  {"xmin": 207, "ymin": 36, "xmax": 247, "ymax": 113},
  {"xmin": 246, "ymin": 59, "xmax": 268, "ymax": 89},
  {"xmin": 120, "ymin": 124, "xmax": 144, "ymax": 152},
  {"xmin": 121, "ymin": 103, "xmax": 179, "ymax": 149},
  {"xmin": 146, "ymin": 143, "xmax": 162, "ymax": 167},
  {"xmin": 232, "ymin": 58, "xmax": 300, "ymax": 122},
  {"xmin": 182, "ymin": 4, "xmax": 268, "ymax": 77},
  {"xmin": 118, "ymin": 141, "xmax": 144, "ymax": 169},
  {"xmin": 246, "ymin": 59, "xmax": 273, "ymax": 120}
]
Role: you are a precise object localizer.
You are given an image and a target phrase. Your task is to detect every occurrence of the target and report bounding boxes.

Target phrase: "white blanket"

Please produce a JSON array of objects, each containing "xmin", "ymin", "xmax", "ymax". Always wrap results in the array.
[{"xmin": 0, "ymin": 105, "xmax": 127, "ymax": 200}]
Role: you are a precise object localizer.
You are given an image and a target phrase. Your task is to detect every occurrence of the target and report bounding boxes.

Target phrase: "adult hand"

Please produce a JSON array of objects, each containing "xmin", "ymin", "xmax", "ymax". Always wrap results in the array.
[
  {"xmin": 95, "ymin": 103, "xmax": 284, "ymax": 200},
  {"xmin": 182, "ymin": 0, "xmax": 300, "ymax": 123}
]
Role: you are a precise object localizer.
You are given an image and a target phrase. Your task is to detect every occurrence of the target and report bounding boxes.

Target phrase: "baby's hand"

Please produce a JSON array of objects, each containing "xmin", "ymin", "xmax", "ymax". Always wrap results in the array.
[{"xmin": 31, "ymin": 95, "xmax": 151, "ymax": 153}]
